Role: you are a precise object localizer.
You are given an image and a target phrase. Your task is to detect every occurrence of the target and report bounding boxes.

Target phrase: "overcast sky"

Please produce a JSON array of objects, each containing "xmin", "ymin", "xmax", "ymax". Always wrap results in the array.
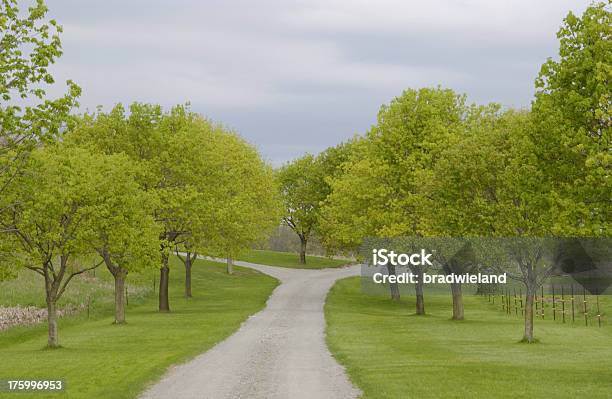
[{"xmin": 47, "ymin": 0, "xmax": 589, "ymax": 165}]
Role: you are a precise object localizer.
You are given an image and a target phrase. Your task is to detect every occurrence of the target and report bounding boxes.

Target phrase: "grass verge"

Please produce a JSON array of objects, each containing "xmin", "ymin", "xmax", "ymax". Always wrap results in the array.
[
  {"xmin": 0, "ymin": 257, "xmax": 278, "ymax": 399},
  {"xmin": 325, "ymin": 277, "xmax": 612, "ymax": 399},
  {"xmin": 238, "ymin": 249, "xmax": 350, "ymax": 269}
]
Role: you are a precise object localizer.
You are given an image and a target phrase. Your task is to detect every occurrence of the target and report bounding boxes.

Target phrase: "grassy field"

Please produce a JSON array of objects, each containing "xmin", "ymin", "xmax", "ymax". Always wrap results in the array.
[
  {"xmin": 325, "ymin": 277, "xmax": 612, "ymax": 399},
  {"xmin": 0, "ymin": 257, "xmax": 278, "ymax": 399},
  {"xmin": 0, "ymin": 265, "xmax": 149, "ymax": 317},
  {"xmin": 238, "ymin": 249, "xmax": 351, "ymax": 269}
]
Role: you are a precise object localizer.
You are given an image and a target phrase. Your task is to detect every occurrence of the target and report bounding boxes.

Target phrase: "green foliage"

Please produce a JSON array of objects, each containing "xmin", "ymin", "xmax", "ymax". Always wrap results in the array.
[
  {"xmin": 319, "ymin": 153, "xmax": 392, "ymax": 251},
  {"xmin": 0, "ymin": 145, "xmax": 154, "ymax": 281},
  {"xmin": 276, "ymin": 154, "xmax": 326, "ymax": 243},
  {"xmin": 417, "ymin": 110, "xmax": 554, "ymax": 237},
  {"xmin": 534, "ymin": 2, "xmax": 611, "ymax": 137},
  {"xmin": 532, "ymin": 2, "xmax": 611, "ymax": 236},
  {"xmin": 316, "ymin": 139, "xmax": 358, "ymax": 198},
  {"xmin": 278, "ymin": 140, "xmax": 358, "ymax": 256},
  {"xmin": 68, "ymin": 103, "xmax": 281, "ymax": 262},
  {"xmin": 0, "ymin": 0, "xmax": 80, "ymax": 196},
  {"xmin": 1, "ymin": 0, "xmax": 62, "ymax": 101},
  {"xmin": 320, "ymin": 87, "xmax": 473, "ymax": 250},
  {"xmin": 321, "ymin": 3, "xmax": 611, "ymax": 248},
  {"xmin": 82, "ymin": 150, "xmax": 159, "ymax": 275},
  {"xmin": 172, "ymin": 125, "xmax": 281, "ymax": 258}
]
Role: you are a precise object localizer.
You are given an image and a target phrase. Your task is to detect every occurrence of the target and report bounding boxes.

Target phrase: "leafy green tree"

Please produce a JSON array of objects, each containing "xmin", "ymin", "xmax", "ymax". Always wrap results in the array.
[
  {"xmin": 532, "ymin": 1, "xmax": 611, "ymax": 237},
  {"xmin": 420, "ymin": 109, "xmax": 556, "ymax": 339},
  {"xmin": 0, "ymin": 0, "xmax": 80, "ymax": 198},
  {"xmin": 68, "ymin": 104, "xmax": 280, "ymax": 310},
  {"xmin": 316, "ymin": 139, "xmax": 357, "ymax": 197},
  {"xmin": 86, "ymin": 156, "xmax": 159, "ymax": 324},
  {"xmin": 0, "ymin": 145, "xmax": 149, "ymax": 346},
  {"xmin": 319, "ymin": 145, "xmax": 390, "ymax": 254},
  {"xmin": 163, "ymin": 120, "xmax": 281, "ymax": 276},
  {"xmin": 322, "ymin": 88, "xmax": 469, "ymax": 311},
  {"xmin": 203, "ymin": 132, "xmax": 281, "ymax": 274},
  {"xmin": 68, "ymin": 104, "xmax": 200, "ymax": 312},
  {"xmin": 276, "ymin": 155, "xmax": 326, "ymax": 264}
]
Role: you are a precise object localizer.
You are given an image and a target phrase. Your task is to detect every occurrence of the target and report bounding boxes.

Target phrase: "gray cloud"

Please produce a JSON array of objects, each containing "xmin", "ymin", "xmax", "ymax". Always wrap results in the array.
[{"xmin": 46, "ymin": 0, "xmax": 589, "ymax": 164}]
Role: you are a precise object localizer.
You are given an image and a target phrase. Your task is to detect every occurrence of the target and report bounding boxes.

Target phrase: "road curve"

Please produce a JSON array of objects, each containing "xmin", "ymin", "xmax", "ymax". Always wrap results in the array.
[{"xmin": 140, "ymin": 259, "xmax": 362, "ymax": 399}]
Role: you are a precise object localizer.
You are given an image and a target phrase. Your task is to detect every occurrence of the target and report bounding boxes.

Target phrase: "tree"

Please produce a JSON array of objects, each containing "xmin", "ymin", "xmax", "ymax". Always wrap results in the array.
[
  {"xmin": 68, "ymin": 103, "xmax": 280, "ymax": 311},
  {"xmin": 0, "ymin": 0, "xmax": 80, "ymax": 198},
  {"xmin": 205, "ymin": 132, "xmax": 281, "ymax": 274},
  {"xmin": 420, "ymin": 108, "xmax": 556, "ymax": 340},
  {"xmin": 473, "ymin": 238, "xmax": 557, "ymax": 343},
  {"xmin": 85, "ymin": 154, "xmax": 159, "ymax": 324},
  {"xmin": 532, "ymin": 2, "xmax": 611, "ymax": 237},
  {"xmin": 276, "ymin": 155, "xmax": 326, "ymax": 264},
  {"xmin": 175, "ymin": 243, "xmax": 198, "ymax": 298},
  {"xmin": 322, "ymin": 88, "xmax": 469, "ymax": 312},
  {"xmin": 414, "ymin": 103, "xmax": 505, "ymax": 320},
  {"xmin": 68, "ymin": 104, "xmax": 199, "ymax": 312},
  {"xmin": 429, "ymin": 238, "xmax": 477, "ymax": 321},
  {"xmin": 164, "ymin": 121, "xmax": 281, "ymax": 276},
  {"xmin": 316, "ymin": 140, "xmax": 357, "ymax": 198},
  {"xmin": 319, "ymin": 143, "xmax": 390, "ymax": 253},
  {"xmin": 0, "ymin": 145, "xmax": 146, "ymax": 346}
]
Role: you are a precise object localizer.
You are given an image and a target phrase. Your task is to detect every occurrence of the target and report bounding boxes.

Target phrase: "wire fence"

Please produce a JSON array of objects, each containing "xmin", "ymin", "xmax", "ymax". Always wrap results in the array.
[{"xmin": 484, "ymin": 284, "xmax": 606, "ymax": 327}]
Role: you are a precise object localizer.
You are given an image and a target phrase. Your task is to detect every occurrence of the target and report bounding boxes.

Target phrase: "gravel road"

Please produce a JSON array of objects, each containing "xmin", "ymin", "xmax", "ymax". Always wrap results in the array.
[{"xmin": 140, "ymin": 260, "xmax": 362, "ymax": 399}]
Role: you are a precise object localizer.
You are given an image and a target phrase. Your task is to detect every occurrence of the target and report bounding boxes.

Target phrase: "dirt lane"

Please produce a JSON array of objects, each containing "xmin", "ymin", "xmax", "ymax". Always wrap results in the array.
[{"xmin": 140, "ymin": 260, "xmax": 362, "ymax": 399}]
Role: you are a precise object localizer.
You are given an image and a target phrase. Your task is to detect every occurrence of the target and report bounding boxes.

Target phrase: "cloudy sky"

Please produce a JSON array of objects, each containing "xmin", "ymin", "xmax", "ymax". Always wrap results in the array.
[{"xmin": 47, "ymin": 0, "xmax": 589, "ymax": 164}]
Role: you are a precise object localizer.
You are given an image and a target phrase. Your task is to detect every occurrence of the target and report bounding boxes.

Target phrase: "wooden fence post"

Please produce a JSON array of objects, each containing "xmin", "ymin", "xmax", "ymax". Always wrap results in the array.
[
  {"xmin": 571, "ymin": 284, "xmax": 575, "ymax": 323},
  {"xmin": 596, "ymin": 294, "xmax": 601, "ymax": 328},
  {"xmin": 552, "ymin": 284, "xmax": 556, "ymax": 321},
  {"xmin": 583, "ymin": 287, "xmax": 588, "ymax": 327},
  {"xmin": 507, "ymin": 288, "xmax": 511, "ymax": 315},
  {"xmin": 561, "ymin": 285, "xmax": 565, "ymax": 323},
  {"xmin": 541, "ymin": 285, "xmax": 545, "ymax": 319}
]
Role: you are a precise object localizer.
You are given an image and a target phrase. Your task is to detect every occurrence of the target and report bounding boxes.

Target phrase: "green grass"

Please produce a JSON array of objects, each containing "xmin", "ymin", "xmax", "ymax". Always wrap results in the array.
[
  {"xmin": 238, "ymin": 249, "xmax": 351, "ymax": 269},
  {"xmin": 325, "ymin": 277, "xmax": 612, "ymax": 399},
  {"xmin": 0, "ymin": 257, "xmax": 278, "ymax": 399},
  {"xmin": 0, "ymin": 256, "xmax": 160, "ymax": 313},
  {"xmin": 0, "ymin": 271, "xmax": 139, "ymax": 318}
]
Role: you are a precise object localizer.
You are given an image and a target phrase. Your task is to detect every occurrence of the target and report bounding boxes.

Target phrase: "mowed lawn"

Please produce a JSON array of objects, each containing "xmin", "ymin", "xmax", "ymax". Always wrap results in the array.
[
  {"xmin": 0, "ymin": 258, "xmax": 278, "ymax": 399},
  {"xmin": 325, "ymin": 277, "xmax": 612, "ymax": 399},
  {"xmin": 238, "ymin": 249, "xmax": 351, "ymax": 269}
]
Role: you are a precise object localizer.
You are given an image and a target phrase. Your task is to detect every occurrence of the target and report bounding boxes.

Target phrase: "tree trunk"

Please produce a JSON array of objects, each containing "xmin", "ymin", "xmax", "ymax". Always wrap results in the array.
[
  {"xmin": 415, "ymin": 270, "xmax": 425, "ymax": 315},
  {"xmin": 185, "ymin": 254, "xmax": 192, "ymax": 298},
  {"xmin": 387, "ymin": 264, "xmax": 400, "ymax": 301},
  {"xmin": 227, "ymin": 256, "xmax": 233, "ymax": 275},
  {"xmin": 46, "ymin": 297, "xmax": 59, "ymax": 348},
  {"xmin": 299, "ymin": 237, "xmax": 307, "ymax": 265},
  {"xmin": 113, "ymin": 269, "xmax": 127, "ymax": 324},
  {"xmin": 450, "ymin": 282, "xmax": 464, "ymax": 320},
  {"xmin": 101, "ymin": 250, "xmax": 129, "ymax": 324},
  {"xmin": 523, "ymin": 288, "xmax": 535, "ymax": 343},
  {"xmin": 159, "ymin": 254, "xmax": 170, "ymax": 312}
]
